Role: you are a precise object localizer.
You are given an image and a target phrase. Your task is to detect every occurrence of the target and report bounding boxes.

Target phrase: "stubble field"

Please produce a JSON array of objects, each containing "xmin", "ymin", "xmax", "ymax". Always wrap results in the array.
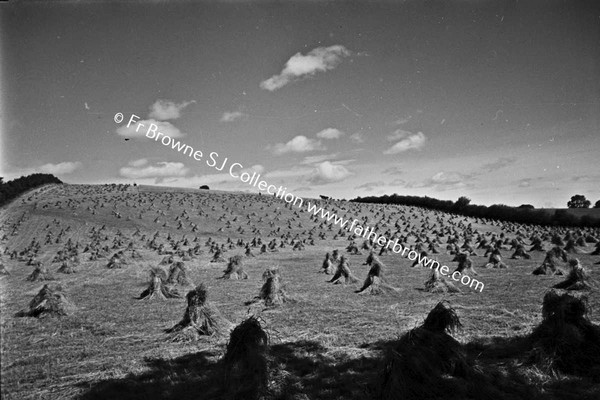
[{"xmin": 1, "ymin": 184, "xmax": 599, "ymax": 399}]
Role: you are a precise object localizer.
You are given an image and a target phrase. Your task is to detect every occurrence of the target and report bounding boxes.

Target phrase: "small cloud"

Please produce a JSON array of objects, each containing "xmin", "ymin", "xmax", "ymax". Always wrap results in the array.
[
  {"xmin": 148, "ymin": 99, "xmax": 196, "ymax": 120},
  {"xmin": 220, "ymin": 111, "xmax": 245, "ymax": 123},
  {"xmin": 386, "ymin": 129, "xmax": 413, "ymax": 141},
  {"xmin": 382, "ymin": 166, "xmax": 403, "ymax": 175},
  {"xmin": 116, "ymin": 119, "xmax": 185, "ymax": 139},
  {"xmin": 407, "ymin": 171, "xmax": 472, "ymax": 191},
  {"xmin": 390, "ymin": 178, "xmax": 406, "ymax": 186},
  {"xmin": 349, "ymin": 132, "xmax": 364, "ymax": 143},
  {"xmin": 329, "ymin": 158, "xmax": 354, "ymax": 166},
  {"xmin": 37, "ymin": 161, "xmax": 81, "ymax": 175},
  {"xmin": 518, "ymin": 179, "xmax": 531, "ymax": 187},
  {"xmin": 264, "ymin": 166, "xmax": 313, "ymax": 179},
  {"xmin": 307, "ymin": 161, "xmax": 352, "ymax": 185},
  {"xmin": 383, "ymin": 131, "xmax": 426, "ymax": 154},
  {"xmin": 119, "ymin": 161, "xmax": 189, "ymax": 180},
  {"xmin": 481, "ymin": 157, "xmax": 517, "ymax": 173},
  {"xmin": 573, "ymin": 175, "xmax": 597, "ymax": 182},
  {"xmin": 240, "ymin": 164, "xmax": 265, "ymax": 175},
  {"xmin": 316, "ymin": 128, "xmax": 344, "ymax": 139},
  {"xmin": 430, "ymin": 172, "xmax": 466, "ymax": 185},
  {"xmin": 394, "ymin": 116, "xmax": 411, "ymax": 125},
  {"xmin": 355, "ymin": 181, "xmax": 386, "ymax": 190},
  {"xmin": 260, "ymin": 45, "xmax": 351, "ymax": 91},
  {"xmin": 128, "ymin": 158, "xmax": 148, "ymax": 167},
  {"xmin": 300, "ymin": 153, "xmax": 339, "ymax": 165},
  {"xmin": 269, "ymin": 135, "xmax": 324, "ymax": 155}
]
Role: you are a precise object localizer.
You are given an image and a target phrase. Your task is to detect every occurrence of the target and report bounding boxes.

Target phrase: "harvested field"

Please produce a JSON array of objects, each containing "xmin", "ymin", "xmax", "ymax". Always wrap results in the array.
[{"xmin": 1, "ymin": 183, "xmax": 599, "ymax": 399}]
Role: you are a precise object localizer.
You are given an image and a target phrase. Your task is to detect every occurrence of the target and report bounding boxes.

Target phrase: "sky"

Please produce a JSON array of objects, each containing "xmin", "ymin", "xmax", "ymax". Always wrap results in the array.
[{"xmin": 2, "ymin": 0, "xmax": 599, "ymax": 208}]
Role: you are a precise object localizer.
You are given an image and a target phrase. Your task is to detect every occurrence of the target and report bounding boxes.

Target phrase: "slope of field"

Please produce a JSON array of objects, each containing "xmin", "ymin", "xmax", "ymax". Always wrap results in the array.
[{"xmin": 1, "ymin": 184, "xmax": 599, "ymax": 399}]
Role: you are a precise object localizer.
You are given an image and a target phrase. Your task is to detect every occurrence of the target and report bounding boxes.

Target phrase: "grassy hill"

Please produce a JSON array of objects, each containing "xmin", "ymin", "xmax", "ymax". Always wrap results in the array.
[{"xmin": 1, "ymin": 184, "xmax": 599, "ymax": 399}]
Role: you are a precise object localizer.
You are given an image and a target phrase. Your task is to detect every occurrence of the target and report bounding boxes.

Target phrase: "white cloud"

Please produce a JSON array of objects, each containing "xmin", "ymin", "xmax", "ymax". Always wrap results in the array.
[
  {"xmin": 382, "ymin": 166, "xmax": 403, "ymax": 175},
  {"xmin": 395, "ymin": 116, "xmax": 412, "ymax": 125},
  {"xmin": 350, "ymin": 132, "xmax": 364, "ymax": 143},
  {"xmin": 220, "ymin": 111, "xmax": 245, "ymax": 122},
  {"xmin": 481, "ymin": 157, "xmax": 517, "ymax": 173},
  {"xmin": 383, "ymin": 131, "xmax": 426, "ymax": 154},
  {"xmin": 572, "ymin": 175, "xmax": 593, "ymax": 182},
  {"xmin": 518, "ymin": 179, "xmax": 531, "ymax": 187},
  {"xmin": 264, "ymin": 166, "xmax": 313, "ymax": 179},
  {"xmin": 128, "ymin": 158, "xmax": 148, "ymax": 167},
  {"xmin": 119, "ymin": 161, "xmax": 189, "ymax": 179},
  {"xmin": 308, "ymin": 161, "xmax": 352, "ymax": 184},
  {"xmin": 37, "ymin": 161, "xmax": 81, "ymax": 175},
  {"xmin": 355, "ymin": 181, "xmax": 386, "ymax": 190},
  {"xmin": 116, "ymin": 119, "xmax": 185, "ymax": 139},
  {"xmin": 386, "ymin": 129, "xmax": 413, "ymax": 142},
  {"xmin": 240, "ymin": 164, "xmax": 265, "ymax": 175},
  {"xmin": 269, "ymin": 135, "xmax": 324, "ymax": 155},
  {"xmin": 390, "ymin": 178, "xmax": 406, "ymax": 186},
  {"xmin": 316, "ymin": 128, "xmax": 344, "ymax": 139},
  {"xmin": 260, "ymin": 45, "xmax": 351, "ymax": 91},
  {"xmin": 405, "ymin": 171, "xmax": 471, "ymax": 191},
  {"xmin": 431, "ymin": 172, "xmax": 465, "ymax": 184},
  {"xmin": 300, "ymin": 153, "xmax": 339, "ymax": 165},
  {"xmin": 148, "ymin": 99, "xmax": 196, "ymax": 120}
]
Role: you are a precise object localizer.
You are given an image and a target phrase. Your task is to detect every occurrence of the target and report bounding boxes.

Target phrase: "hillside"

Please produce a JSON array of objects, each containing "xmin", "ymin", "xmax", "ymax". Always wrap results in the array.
[{"xmin": 1, "ymin": 184, "xmax": 600, "ymax": 400}]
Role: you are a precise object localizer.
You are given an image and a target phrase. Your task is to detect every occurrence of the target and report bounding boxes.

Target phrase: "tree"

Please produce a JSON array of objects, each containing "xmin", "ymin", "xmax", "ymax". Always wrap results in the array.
[
  {"xmin": 454, "ymin": 196, "xmax": 471, "ymax": 209},
  {"xmin": 518, "ymin": 204, "xmax": 535, "ymax": 209},
  {"xmin": 594, "ymin": 200, "xmax": 600, "ymax": 209},
  {"xmin": 567, "ymin": 195, "xmax": 591, "ymax": 209},
  {"xmin": 199, "ymin": 185, "xmax": 210, "ymax": 190}
]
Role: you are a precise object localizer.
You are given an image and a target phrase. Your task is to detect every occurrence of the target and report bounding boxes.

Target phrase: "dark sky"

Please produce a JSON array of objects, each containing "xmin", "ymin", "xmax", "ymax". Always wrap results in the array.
[{"xmin": 2, "ymin": 0, "xmax": 599, "ymax": 207}]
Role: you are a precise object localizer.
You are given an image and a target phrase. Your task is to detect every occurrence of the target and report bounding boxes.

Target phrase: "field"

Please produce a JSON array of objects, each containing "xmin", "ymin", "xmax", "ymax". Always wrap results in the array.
[{"xmin": 1, "ymin": 184, "xmax": 600, "ymax": 400}]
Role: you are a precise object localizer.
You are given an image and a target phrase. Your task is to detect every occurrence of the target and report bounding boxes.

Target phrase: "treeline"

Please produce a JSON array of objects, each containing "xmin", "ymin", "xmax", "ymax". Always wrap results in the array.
[
  {"xmin": 0, "ymin": 174, "xmax": 62, "ymax": 206},
  {"xmin": 351, "ymin": 194, "xmax": 600, "ymax": 228}
]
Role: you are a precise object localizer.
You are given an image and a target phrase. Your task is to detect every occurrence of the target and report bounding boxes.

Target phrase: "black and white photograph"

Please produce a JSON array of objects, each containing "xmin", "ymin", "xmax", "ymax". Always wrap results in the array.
[{"xmin": 1, "ymin": 0, "xmax": 600, "ymax": 399}]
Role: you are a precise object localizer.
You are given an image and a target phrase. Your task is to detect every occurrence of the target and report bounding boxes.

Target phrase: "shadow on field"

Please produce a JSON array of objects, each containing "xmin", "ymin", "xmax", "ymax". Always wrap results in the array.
[
  {"xmin": 267, "ymin": 340, "xmax": 381, "ymax": 399},
  {"xmin": 463, "ymin": 336, "xmax": 600, "ymax": 400},
  {"xmin": 77, "ymin": 334, "xmax": 600, "ymax": 400},
  {"xmin": 77, "ymin": 348, "xmax": 223, "ymax": 400},
  {"xmin": 77, "ymin": 340, "xmax": 381, "ymax": 400}
]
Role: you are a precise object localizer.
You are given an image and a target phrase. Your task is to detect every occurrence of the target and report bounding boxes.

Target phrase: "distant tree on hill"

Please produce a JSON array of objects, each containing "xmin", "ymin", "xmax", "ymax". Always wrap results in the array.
[
  {"xmin": 454, "ymin": 196, "xmax": 471, "ymax": 209},
  {"xmin": 518, "ymin": 204, "xmax": 535, "ymax": 209},
  {"xmin": 0, "ymin": 173, "xmax": 62, "ymax": 206},
  {"xmin": 594, "ymin": 200, "xmax": 600, "ymax": 209},
  {"xmin": 567, "ymin": 194, "xmax": 591, "ymax": 209},
  {"xmin": 199, "ymin": 185, "xmax": 210, "ymax": 190}
]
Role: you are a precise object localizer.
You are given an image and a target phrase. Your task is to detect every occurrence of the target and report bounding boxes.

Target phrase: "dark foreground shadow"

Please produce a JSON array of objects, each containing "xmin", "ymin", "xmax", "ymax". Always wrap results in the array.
[
  {"xmin": 78, "ymin": 348, "xmax": 224, "ymax": 400},
  {"xmin": 78, "ymin": 335, "xmax": 600, "ymax": 400},
  {"xmin": 77, "ymin": 340, "xmax": 381, "ymax": 400}
]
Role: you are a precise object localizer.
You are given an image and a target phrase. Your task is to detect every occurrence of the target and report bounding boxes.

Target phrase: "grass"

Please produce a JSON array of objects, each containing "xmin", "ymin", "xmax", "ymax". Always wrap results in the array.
[{"xmin": 1, "ymin": 183, "xmax": 599, "ymax": 399}]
